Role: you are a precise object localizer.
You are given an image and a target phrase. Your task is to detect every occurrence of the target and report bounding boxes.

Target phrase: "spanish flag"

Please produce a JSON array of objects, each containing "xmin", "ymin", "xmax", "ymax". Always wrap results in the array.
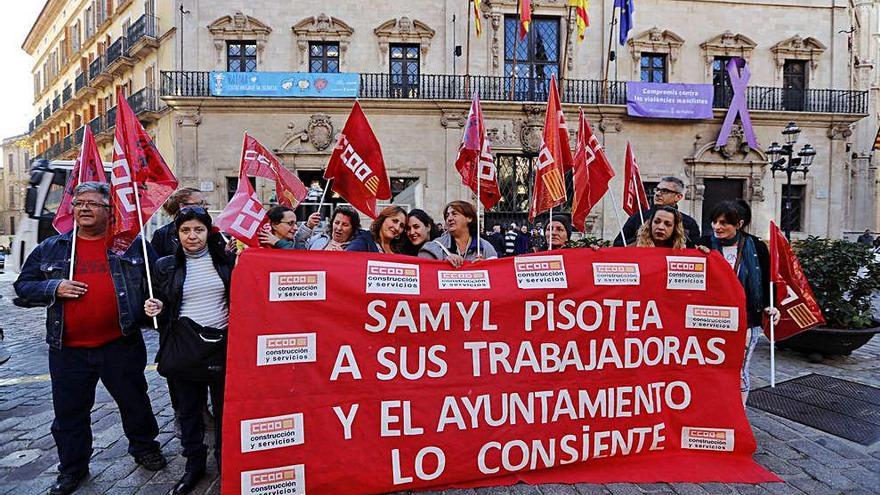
[
  {"xmin": 473, "ymin": 0, "xmax": 482, "ymax": 38},
  {"xmin": 569, "ymin": 0, "xmax": 589, "ymax": 42},
  {"xmin": 873, "ymin": 125, "xmax": 880, "ymax": 151},
  {"xmin": 519, "ymin": 0, "xmax": 532, "ymax": 40}
]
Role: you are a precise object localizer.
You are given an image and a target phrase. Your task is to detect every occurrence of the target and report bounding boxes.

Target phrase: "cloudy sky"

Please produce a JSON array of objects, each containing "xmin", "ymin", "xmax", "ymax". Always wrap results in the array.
[{"xmin": 0, "ymin": 3, "xmax": 46, "ymax": 151}]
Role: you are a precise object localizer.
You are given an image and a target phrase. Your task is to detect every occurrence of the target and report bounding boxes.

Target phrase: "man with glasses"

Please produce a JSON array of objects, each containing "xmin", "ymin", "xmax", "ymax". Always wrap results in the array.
[
  {"xmin": 151, "ymin": 187, "xmax": 208, "ymax": 257},
  {"xmin": 613, "ymin": 176, "xmax": 700, "ymax": 247},
  {"xmin": 14, "ymin": 182, "xmax": 166, "ymax": 495}
]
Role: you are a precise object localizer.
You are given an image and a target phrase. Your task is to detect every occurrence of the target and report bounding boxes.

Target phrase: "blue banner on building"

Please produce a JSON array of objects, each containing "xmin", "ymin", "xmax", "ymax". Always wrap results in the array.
[
  {"xmin": 210, "ymin": 72, "xmax": 360, "ymax": 98},
  {"xmin": 627, "ymin": 82, "xmax": 714, "ymax": 119}
]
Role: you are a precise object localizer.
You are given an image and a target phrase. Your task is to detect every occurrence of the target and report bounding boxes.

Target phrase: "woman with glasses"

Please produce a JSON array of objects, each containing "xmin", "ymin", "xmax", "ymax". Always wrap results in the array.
[
  {"xmin": 258, "ymin": 206, "xmax": 318, "ymax": 249},
  {"xmin": 419, "ymin": 201, "xmax": 497, "ymax": 267},
  {"xmin": 144, "ymin": 207, "xmax": 235, "ymax": 494},
  {"xmin": 635, "ymin": 206, "xmax": 690, "ymax": 248},
  {"xmin": 346, "ymin": 205, "xmax": 406, "ymax": 254}
]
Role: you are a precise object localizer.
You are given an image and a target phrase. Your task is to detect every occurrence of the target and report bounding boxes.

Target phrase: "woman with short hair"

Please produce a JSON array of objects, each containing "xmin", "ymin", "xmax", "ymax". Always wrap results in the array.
[
  {"xmin": 346, "ymin": 205, "xmax": 406, "ymax": 254},
  {"xmin": 419, "ymin": 201, "xmax": 497, "ymax": 267},
  {"xmin": 544, "ymin": 215, "xmax": 573, "ymax": 251},
  {"xmin": 258, "ymin": 206, "xmax": 318, "ymax": 249},
  {"xmin": 144, "ymin": 207, "xmax": 234, "ymax": 494},
  {"xmin": 635, "ymin": 206, "xmax": 689, "ymax": 248},
  {"xmin": 305, "ymin": 206, "xmax": 362, "ymax": 251}
]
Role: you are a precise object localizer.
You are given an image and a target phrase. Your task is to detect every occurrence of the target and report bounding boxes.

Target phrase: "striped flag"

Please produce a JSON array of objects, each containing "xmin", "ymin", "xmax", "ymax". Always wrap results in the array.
[
  {"xmin": 873, "ymin": 126, "xmax": 880, "ymax": 151},
  {"xmin": 473, "ymin": 0, "xmax": 482, "ymax": 37},
  {"xmin": 529, "ymin": 76, "xmax": 568, "ymax": 221},
  {"xmin": 768, "ymin": 221, "xmax": 825, "ymax": 340},
  {"xmin": 520, "ymin": 0, "xmax": 532, "ymax": 40},
  {"xmin": 569, "ymin": 0, "xmax": 590, "ymax": 42}
]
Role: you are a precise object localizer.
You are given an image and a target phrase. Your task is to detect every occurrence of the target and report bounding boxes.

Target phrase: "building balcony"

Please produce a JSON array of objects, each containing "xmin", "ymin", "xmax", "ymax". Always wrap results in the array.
[
  {"xmin": 42, "ymin": 105, "xmax": 51, "ymax": 120},
  {"xmin": 88, "ymin": 114, "xmax": 104, "ymax": 135},
  {"xmin": 75, "ymin": 71, "xmax": 90, "ymax": 94},
  {"xmin": 129, "ymin": 87, "xmax": 164, "ymax": 123},
  {"xmin": 105, "ymin": 37, "xmax": 134, "ymax": 76},
  {"xmin": 74, "ymin": 125, "xmax": 85, "ymax": 144},
  {"xmin": 89, "ymin": 57, "xmax": 111, "ymax": 88},
  {"xmin": 51, "ymin": 95, "xmax": 61, "ymax": 113},
  {"xmin": 127, "ymin": 14, "xmax": 159, "ymax": 59},
  {"xmin": 62, "ymin": 84, "xmax": 73, "ymax": 107},
  {"xmin": 160, "ymin": 71, "xmax": 870, "ymax": 116}
]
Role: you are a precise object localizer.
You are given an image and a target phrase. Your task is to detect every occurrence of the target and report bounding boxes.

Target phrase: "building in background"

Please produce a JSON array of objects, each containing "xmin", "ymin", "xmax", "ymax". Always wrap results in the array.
[
  {"xmin": 22, "ymin": 0, "xmax": 880, "ymax": 239},
  {"xmin": 0, "ymin": 133, "xmax": 31, "ymax": 247}
]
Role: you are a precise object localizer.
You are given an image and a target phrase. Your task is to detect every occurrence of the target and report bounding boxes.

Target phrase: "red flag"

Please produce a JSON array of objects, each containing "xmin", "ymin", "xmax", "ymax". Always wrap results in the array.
[
  {"xmin": 216, "ymin": 166, "xmax": 269, "ymax": 248},
  {"xmin": 768, "ymin": 221, "xmax": 825, "ymax": 340},
  {"xmin": 108, "ymin": 89, "xmax": 178, "ymax": 254},
  {"xmin": 529, "ymin": 76, "xmax": 568, "ymax": 221},
  {"xmin": 324, "ymin": 101, "xmax": 390, "ymax": 218},
  {"xmin": 571, "ymin": 109, "xmax": 615, "ymax": 232},
  {"xmin": 53, "ymin": 126, "xmax": 107, "ymax": 234},
  {"xmin": 519, "ymin": 0, "xmax": 532, "ymax": 40},
  {"xmin": 622, "ymin": 142, "xmax": 648, "ymax": 216},
  {"xmin": 241, "ymin": 133, "xmax": 308, "ymax": 208},
  {"xmin": 455, "ymin": 93, "xmax": 501, "ymax": 210}
]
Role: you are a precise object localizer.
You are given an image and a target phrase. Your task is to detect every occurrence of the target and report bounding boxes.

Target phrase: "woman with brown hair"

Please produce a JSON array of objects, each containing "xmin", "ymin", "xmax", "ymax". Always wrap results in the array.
[
  {"xmin": 419, "ymin": 201, "xmax": 497, "ymax": 267},
  {"xmin": 635, "ymin": 205, "xmax": 690, "ymax": 248},
  {"xmin": 346, "ymin": 205, "xmax": 406, "ymax": 254}
]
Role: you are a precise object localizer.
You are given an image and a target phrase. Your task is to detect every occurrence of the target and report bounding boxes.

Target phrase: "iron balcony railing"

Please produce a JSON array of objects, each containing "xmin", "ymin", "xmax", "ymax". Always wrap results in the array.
[
  {"xmin": 129, "ymin": 87, "xmax": 163, "ymax": 114},
  {"xmin": 160, "ymin": 71, "xmax": 869, "ymax": 115},
  {"xmin": 35, "ymin": 113, "xmax": 43, "ymax": 127},
  {"xmin": 61, "ymin": 134, "xmax": 73, "ymax": 154},
  {"xmin": 89, "ymin": 57, "xmax": 104, "ymax": 80},
  {"xmin": 106, "ymin": 37, "xmax": 128, "ymax": 67},
  {"xmin": 74, "ymin": 125, "xmax": 85, "ymax": 143},
  {"xmin": 75, "ymin": 72, "xmax": 88, "ymax": 93},
  {"xmin": 106, "ymin": 106, "xmax": 118, "ymax": 130},
  {"xmin": 88, "ymin": 115, "xmax": 103, "ymax": 135},
  {"xmin": 62, "ymin": 84, "xmax": 72, "ymax": 105},
  {"xmin": 29, "ymin": 120, "xmax": 35, "ymax": 133},
  {"xmin": 128, "ymin": 14, "xmax": 158, "ymax": 48},
  {"xmin": 43, "ymin": 105, "xmax": 51, "ymax": 120},
  {"xmin": 46, "ymin": 142, "xmax": 61, "ymax": 160},
  {"xmin": 51, "ymin": 96, "xmax": 61, "ymax": 113}
]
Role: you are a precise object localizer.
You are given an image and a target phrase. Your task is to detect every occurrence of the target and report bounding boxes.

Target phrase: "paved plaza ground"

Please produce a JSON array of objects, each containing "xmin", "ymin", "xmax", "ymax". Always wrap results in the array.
[{"xmin": 0, "ymin": 270, "xmax": 877, "ymax": 495}]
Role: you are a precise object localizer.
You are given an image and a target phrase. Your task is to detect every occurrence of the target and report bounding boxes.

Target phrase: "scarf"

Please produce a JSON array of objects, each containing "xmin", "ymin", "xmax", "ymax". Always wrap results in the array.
[{"xmin": 711, "ymin": 233, "xmax": 763, "ymax": 320}]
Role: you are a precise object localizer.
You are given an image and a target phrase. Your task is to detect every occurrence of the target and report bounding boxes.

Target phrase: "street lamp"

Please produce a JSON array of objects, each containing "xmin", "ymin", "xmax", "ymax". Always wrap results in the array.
[{"xmin": 769, "ymin": 121, "xmax": 815, "ymax": 239}]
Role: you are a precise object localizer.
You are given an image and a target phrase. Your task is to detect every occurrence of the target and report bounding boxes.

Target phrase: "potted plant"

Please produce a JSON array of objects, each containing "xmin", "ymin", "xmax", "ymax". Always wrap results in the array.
[{"xmin": 777, "ymin": 236, "xmax": 880, "ymax": 360}]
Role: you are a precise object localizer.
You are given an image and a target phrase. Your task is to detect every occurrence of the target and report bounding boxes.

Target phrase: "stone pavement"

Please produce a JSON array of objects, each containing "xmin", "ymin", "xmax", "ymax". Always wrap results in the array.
[{"xmin": 0, "ymin": 270, "xmax": 877, "ymax": 495}]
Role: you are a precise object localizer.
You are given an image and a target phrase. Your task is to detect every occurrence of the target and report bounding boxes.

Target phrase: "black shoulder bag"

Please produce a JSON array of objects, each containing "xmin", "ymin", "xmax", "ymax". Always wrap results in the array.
[{"xmin": 156, "ymin": 316, "xmax": 227, "ymax": 382}]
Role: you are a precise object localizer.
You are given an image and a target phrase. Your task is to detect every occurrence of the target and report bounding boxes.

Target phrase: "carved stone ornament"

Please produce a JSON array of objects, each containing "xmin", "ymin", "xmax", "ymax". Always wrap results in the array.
[
  {"xmin": 717, "ymin": 125, "xmax": 751, "ymax": 159},
  {"xmin": 827, "ymin": 123, "xmax": 852, "ymax": 141},
  {"xmin": 519, "ymin": 104, "xmax": 545, "ymax": 153},
  {"xmin": 374, "ymin": 17, "xmax": 435, "ymax": 56},
  {"xmin": 771, "ymin": 35, "xmax": 827, "ymax": 71},
  {"xmin": 700, "ymin": 31, "xmax": 757, "ymax": 78},
  {"xmin": 599, "ymin": 118, "xmax": 623, "ymax": 133},
  {"xmin": 684, "ymin": 135, "xmax": 769, "ymax": 203},
  {"xmin": 292, "ymin": 14, "xmax": 354, "ymax": 69},
  {"xmin": 307, "ymin": 114, "xmax": 335, "ymax": 150},
  {"xmin": 207, "ymin": 11, "xmax": 271, "ymax": 70},
  {"xmin": 440, "ymin": 110, "xmax": 467, "ymax": 129},
  {"xmin": 175, "ymin": 111, "xmax": 201, "ymax": 127},
  {"xmin": 628, "ymin": 27, "xmax": 685, "ymax": 78},
  {"xmin": 277, "ymin": 115, "xmax": 338, "ymax": 154}
]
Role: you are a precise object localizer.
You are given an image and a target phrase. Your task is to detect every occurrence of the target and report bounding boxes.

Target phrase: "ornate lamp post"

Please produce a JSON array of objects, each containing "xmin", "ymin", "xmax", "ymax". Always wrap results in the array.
[{"xmin": 767, "ymin": 121, "xmax": 816, "ymax": 239}]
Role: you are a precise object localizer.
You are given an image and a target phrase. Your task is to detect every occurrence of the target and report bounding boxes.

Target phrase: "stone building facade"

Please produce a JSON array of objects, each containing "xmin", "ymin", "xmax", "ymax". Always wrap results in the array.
[
  {"xmin": 0, "ymin": 134, "xmax": 31, "ymax": 245},
  {"xmin": 25, "ymin": 0, "xmax": 879, "ymax": 239}
]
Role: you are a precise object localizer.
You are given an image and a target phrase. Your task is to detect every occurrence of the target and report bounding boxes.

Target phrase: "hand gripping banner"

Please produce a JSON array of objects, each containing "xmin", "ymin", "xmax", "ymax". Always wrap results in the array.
[{"xmin": 223, "ymin": 249, "xmax": 779, "ymax": 494}]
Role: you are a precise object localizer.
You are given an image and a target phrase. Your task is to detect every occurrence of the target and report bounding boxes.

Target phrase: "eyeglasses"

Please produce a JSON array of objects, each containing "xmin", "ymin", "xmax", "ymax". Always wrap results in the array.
[
  {"xmin": 178, "ymin": 206, "xmax": 208, "ymax": 215},
  {"xmin": 72, "ymin": 201, "xmax": 110, "ymax": 210},
  {"xmin": 653, "ymin": 187, "xmax": 680, "ymax": 196}
]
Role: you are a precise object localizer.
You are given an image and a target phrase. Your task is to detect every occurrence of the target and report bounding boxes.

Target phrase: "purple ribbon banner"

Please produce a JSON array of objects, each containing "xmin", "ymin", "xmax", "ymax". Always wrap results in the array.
[{"xmin": 716, "ymin": 57, "xmax": 759, "ymax": 150}]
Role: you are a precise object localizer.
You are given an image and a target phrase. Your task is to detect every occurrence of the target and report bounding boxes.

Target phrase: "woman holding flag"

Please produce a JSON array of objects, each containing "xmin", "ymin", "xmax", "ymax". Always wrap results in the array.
[
  {"xmin": 419, "ymin": 201, "xmax": 497, "ymax": 267},
  {"xmin": 697, "ymin": 200, "xmax": 779, "ymax": 403}
]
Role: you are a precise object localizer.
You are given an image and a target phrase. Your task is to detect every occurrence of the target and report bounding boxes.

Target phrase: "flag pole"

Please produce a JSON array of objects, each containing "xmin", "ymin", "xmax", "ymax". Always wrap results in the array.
[
  {"xmin": 607, "ymin": 189, "xmax": 627, "ymax": 245},
  {"xmin": 769, "ymin": 280, "xmax": 776, "ymax": 387},
  {"xmin": 466, "ymin": 0, "xmax": 473, "ymax": 82},
  {"xmin": 476, "ymin": 174, "xmax": 482, "ymax": 259},
  {"xmin": 317, "ymin": 178, "xmax": 333, "ymax": 221},
  {"xmin": 67, "ymin": 163, "xmax": 85, "ymax": 280},
  {"xmin": 547, "ymin": 205, "xmax": 553, "ymax": 249},
  {"xmin": 601, "ymin": 5, "xmax": 619, "ymax": 103},
  {"xmin": 633, "ymin": 175, "xmax": 645, "ymax": 225},
  {"xmin": 132, "ymin": 182, "xmax": 159, "ymax": 330},
  {"xmin": 510, "ymin": 1, "xmax": 520, "ymax": 100}
]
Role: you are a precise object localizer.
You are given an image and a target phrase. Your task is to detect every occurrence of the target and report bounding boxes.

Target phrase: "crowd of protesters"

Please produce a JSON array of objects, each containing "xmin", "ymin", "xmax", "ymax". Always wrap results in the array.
[{"xmin": 13, "ymin": 174, "xmax": 782, "ymax": 495}]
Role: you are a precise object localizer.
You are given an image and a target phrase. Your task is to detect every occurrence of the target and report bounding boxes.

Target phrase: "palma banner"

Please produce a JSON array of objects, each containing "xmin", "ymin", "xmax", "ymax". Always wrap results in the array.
[
  {"xmin": 210, "ymin": 71, "xmax": 359, "ymax": 98},
  {"xmin": 222, "ymin": 249, "xmax": 779, "ymax": 494}
]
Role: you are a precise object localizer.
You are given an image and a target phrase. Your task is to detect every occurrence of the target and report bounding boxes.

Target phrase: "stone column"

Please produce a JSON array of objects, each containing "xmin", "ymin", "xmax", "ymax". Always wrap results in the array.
[{"xmin": 826, "ymin": 123, "xmax": 852, "ymax": 237}]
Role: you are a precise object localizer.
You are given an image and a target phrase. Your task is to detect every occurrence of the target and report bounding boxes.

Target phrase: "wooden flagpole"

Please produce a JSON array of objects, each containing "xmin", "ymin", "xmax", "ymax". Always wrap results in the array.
[{"xmin": 601, "ymin": 5, "xmax": 618, "ymax": 103}]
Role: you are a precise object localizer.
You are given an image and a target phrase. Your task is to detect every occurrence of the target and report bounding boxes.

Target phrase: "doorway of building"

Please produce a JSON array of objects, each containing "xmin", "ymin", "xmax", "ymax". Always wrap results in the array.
[{"xmin": 701, "ymin": 178, "xmax": 745, "ymax": 234}]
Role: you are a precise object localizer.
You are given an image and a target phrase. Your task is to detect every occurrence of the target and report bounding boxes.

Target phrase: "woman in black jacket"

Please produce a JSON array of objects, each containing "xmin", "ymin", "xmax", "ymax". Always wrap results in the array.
[
  {"xmin": 144, "ymin": 207, "xmax": 235, "ymax": 494},
  {"xmin": 697, "ymin": 200, "xmax": 778, "ymax": 404}
]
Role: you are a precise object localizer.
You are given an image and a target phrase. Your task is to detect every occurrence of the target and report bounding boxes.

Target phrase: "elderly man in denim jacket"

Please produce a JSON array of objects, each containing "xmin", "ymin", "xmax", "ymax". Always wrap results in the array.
[{"xmin": 14, "ymin": 182, "xmax": 166, "ymax": 495}]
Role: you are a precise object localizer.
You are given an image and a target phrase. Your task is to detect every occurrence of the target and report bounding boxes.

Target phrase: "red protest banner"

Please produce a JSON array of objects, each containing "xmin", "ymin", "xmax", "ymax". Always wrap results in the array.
[{"xmin": 223, "ymin": 249, "xmax": 779, "ymax": 494}]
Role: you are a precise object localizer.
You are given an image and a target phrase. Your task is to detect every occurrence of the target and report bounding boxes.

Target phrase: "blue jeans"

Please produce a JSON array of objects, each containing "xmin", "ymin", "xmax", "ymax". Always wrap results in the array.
[
  {"xmin": 49, "ymin": 333, "xmax": 160, "ymax": 476},
  {"xmin": 740, "ymin": 326, "xmax": 762, "ymax": 397}
]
